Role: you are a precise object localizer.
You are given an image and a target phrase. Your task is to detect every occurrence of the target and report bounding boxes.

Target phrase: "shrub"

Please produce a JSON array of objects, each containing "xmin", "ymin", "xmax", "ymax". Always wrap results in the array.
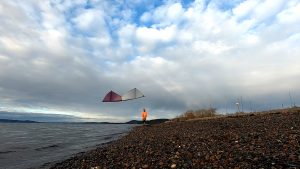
[{"xmin": 174, "ymin": 108, "xmax": 218, "ymax": 121}]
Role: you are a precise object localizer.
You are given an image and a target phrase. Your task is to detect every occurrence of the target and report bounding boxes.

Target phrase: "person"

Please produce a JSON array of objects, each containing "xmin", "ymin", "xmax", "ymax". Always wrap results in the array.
[{"xmin": 141, "ymin": 108, "xmax": 148, "ymax": 124}]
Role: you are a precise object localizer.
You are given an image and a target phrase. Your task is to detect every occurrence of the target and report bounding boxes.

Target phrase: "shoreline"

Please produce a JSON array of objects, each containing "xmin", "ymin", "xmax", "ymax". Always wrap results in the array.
[{"xmin": 50, "ymin": 110, "xmax": 300, "ymax": 168}]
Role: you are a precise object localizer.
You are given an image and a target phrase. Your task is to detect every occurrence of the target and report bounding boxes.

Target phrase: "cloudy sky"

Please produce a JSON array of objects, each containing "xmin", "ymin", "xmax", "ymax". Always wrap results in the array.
[{"xmin": 0, "ymin": 0, "xmax": 299, "ymax": 122}]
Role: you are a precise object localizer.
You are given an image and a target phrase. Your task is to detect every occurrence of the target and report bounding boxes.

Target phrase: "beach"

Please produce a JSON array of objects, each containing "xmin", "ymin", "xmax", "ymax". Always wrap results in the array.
[{"xmin": 50, "ymin": 110, "xmax": 300, "ymax": 169}]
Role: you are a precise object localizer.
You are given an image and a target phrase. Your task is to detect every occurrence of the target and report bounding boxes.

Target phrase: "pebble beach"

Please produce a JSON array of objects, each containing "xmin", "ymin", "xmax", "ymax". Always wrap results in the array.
[{"xmin": 50, "ymin": 109, "xmax": 300, "ymax": 169}]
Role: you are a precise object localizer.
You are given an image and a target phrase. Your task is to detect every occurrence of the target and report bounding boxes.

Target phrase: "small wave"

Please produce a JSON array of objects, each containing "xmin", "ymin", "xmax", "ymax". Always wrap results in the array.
[
  {"xmin": 11, "ymin": 146, "xmax": 28, "ymax": 150},
  {"xmin": 35, "ymin": 144, "xmax": 59, "ymax": 151},
  {"xmin": 99, "ymin": 132, "xmax": 124, "ymax": 138},
  {"xmin": 0, "ymin": 150, "xmax": 16, "ymax": 154},
  {"xmin": 103, "ymin": 136, "xmax": 113, "ymax": 140},
  {"xmin": 101, "ymin": 132, "xmax": 125, "ymax": 140}
]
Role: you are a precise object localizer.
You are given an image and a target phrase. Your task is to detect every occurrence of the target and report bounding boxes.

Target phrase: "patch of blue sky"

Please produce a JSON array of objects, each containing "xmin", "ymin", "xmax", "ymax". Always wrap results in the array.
[
  {"xmin": 156, "ymin": 40, "xmax": 178, "ymax": 52},
  {"xmin": 181, "ymin": 0, "xmax": 195, "ymax": 8},
  {"xmin": 70, "ymin": 26, "xmax": 103, "ymax": 37},
  {"xmin": 122, "ymin": 54, "xmax": 139, "ymax": 63},
  {"xmin": 84, "ymin": 0, "xmax": 94, "ymax": 9},
  {"xmin": 49, "ymin": 0, "xmax": 98, "ymax": 36},
  {"xmin": 49, "ymin": 0, "xmax": 64, "ymax": 6},
  {"xmin": 138, "ymin": 1, "xmax": 190, "ymax": 27},
  {"xmin": 128, "ymin": 0, "xmax": 166, "ymax": 27},
  {"xmin": 28, "ymin": 5, "xmax": 43, "ymax": 26},
  {"xmin": 54, "ymin": 4, "xmax": 82, "ymax": 36},
  {"xmin": 247, "ymin": 15, "xmax": 279, "ymax": 33},
  {"xmin": 210, "ymin": 0, "xmax": 244, "ymax": 11},
  {"xmin": 235, "ymin": 7, "xmax": 284, "ymax": 32},
  {"xmin": 133, "ymin": 0, "xmax": 197, "ymax": 28}
]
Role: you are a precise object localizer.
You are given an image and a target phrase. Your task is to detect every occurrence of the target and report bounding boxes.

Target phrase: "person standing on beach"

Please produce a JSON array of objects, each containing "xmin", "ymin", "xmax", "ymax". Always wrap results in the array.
[{"xmin": 142, "ymin": 108, "xmax": 148, "ymax": 124}]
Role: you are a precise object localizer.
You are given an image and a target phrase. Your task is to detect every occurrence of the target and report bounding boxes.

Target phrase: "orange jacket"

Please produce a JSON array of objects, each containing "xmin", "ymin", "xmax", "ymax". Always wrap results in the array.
[{"xmin": 142, "ymin": 111, "xmax": 148, "ymax": 120}]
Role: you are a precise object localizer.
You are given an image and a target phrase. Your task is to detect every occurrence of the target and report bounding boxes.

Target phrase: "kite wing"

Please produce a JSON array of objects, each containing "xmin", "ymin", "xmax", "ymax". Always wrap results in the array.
[
  {"xmin": 102, "ymin": 91, "xmax": 122, "ymax": 102},
  {"xmin": 122, "ymin": 88, "xmax": 145, "ymax": 101}
]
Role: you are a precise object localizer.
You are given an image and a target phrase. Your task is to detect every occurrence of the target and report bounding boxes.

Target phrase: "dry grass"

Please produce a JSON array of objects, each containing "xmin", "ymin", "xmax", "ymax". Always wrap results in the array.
[
  {"xmin": 173, "ymin": 108, "xmax": 219, "ymax": 121},
  {"xmin": 173, "ymin": 106, "xmax": 300, "ymax": 122}
]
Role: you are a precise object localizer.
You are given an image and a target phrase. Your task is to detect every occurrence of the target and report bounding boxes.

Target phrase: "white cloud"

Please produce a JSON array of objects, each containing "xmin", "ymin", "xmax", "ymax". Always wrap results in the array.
[
  {"xmin": 135, "ymin": 25, "xmax": 176, "ymax": 53},
  {"xmin": 141, "ymin": 2, "xmax": 184, "ymax": 28},
  {"xmin": 233, "ymin": 0, "xmax": 259, "ymax": 19},
  {"xmin": 252, "ymin": 0, "xmax": 286, "ymax": 21},
  {"xmin": 277, "ymin": 2, "xmax": 300, "ymax": 24},
  {"xmin": 0, "ymin": 37, "xmax": 28, "ymax": 52},
  {"xmin": 140, "ymin": 12, "xmax": 151, "ymax": 23},
  {"xmin": 72, "ymin": 9, "xmax": 105, "ymax": 32},
  {"xmin": 0, "ymin": 55, "xmax": 9, "ymax": 61},
  {"xmin": 192, "ymin": 40, "xmax": 234, "ymax": 55}
]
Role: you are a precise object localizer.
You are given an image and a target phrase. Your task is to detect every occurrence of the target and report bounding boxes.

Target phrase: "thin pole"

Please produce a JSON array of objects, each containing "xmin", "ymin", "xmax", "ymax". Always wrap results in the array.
[
  {"xmin": 289, "ymin": 91, "xmax": 293, "ymax": 108},
  {"xmin": 241, "ymin": 96, "xmax": 244, "ymax": 112},
  {"xmin": 292, "ymin": 92, "xmax": 296, "ymax": 107},
  {"xmin": 225, "ymin": 100, "xmax": 228, "ymax": 114}
]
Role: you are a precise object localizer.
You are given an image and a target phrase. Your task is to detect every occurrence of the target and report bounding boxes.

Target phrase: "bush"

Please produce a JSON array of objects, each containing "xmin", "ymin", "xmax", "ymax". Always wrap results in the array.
[{"xmin": 175, "ymin": 108, "xmax": 217, "ymax": 121}]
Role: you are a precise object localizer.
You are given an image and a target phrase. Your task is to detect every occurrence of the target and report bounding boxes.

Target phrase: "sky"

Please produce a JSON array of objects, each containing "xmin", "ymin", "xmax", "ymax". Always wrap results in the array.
[{"xmin": 0, "ymin": 0, "xmax": 299, "ymax": 122}]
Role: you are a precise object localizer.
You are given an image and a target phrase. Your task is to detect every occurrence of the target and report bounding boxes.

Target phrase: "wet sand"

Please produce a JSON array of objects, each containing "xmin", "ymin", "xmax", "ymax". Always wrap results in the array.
[{"xmin": 50, "ymin": 110, "xmax": 300, "ymax": 169}]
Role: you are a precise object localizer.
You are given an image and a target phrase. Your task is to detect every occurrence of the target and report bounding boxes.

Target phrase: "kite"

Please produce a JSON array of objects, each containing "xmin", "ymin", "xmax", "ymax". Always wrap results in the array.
[
  {"xmin": 102, "ymin": 91, "xmax": 122, "ymax": 102},
  {"xmin": 102, "ymin": 88, "xmax": 145, "ymax": 102},
  {"xmin": 122, "ymin": 88, "xmax": 145, "ymax": 101}
]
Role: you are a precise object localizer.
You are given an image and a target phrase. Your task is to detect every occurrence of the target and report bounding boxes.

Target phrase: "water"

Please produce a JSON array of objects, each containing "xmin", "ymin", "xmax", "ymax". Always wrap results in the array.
[{"xmin": 0, "ymin": 123, "xmax": 136, "ymax": 169}]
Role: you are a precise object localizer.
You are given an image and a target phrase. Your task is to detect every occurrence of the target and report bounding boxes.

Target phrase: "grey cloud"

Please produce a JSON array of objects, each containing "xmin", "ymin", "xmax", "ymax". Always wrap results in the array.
[{"xmin": 0, "ymin": 111, "xmax": 82, "ymax": 122}]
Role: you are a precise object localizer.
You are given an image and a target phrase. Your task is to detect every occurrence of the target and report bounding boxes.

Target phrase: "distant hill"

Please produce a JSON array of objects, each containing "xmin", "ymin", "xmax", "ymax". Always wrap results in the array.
[
  {"xmin": 76, "ymin": 119, "xmax": 169, "ymax": 125},
  {"xmin": 0, "ymin": 118, "xmax": 170, "ymax": 124},
  {"xmin": 80, "ymin": 122, "xmax": 123, "ymax": 124},
  {"xmin": 0, "ymin": 119, "xmax": 38, "ymax": 123},
  {"xmin": 126, "ymin": 119, "xmax": 169, "ymax": 124}
]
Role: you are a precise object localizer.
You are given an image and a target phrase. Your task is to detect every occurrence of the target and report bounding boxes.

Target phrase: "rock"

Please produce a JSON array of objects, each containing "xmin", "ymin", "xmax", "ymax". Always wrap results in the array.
[
  {"xmin": 142, "ymin": 164, "xmax": 149, "ymax": 168},
  {"xmin": 91, "ymin": 166, "xmax": 100, "ymax": 169}
]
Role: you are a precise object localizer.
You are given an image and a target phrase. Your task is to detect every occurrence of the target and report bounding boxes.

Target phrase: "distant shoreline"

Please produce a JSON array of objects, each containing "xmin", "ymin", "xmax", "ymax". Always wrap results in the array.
[
  {"xmin": 0, "ymin": 119, "xmax": 38, "ymax": 123},
  {"xmin": 0, "ymin": 118, "xmax": 169, "ymax": 124}
]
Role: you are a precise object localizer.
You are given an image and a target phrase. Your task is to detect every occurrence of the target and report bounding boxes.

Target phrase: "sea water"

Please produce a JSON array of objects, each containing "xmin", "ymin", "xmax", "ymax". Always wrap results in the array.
[{"xmin": 0, "ymin": 123, "xmax": 136, "ymax": 169}]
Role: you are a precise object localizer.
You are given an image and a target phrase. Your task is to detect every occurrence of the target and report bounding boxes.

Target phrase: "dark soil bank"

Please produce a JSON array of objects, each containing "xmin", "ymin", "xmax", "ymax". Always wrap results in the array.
[{"xmin": 51, "ymin": 111, "xmax": 300, "ymax": 169}]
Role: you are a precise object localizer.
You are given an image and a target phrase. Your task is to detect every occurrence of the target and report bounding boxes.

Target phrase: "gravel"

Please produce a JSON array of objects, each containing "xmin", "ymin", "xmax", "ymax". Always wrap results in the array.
[{"xmin": 50, "ymin": 110, "xmax": 300, "ymax": 169}]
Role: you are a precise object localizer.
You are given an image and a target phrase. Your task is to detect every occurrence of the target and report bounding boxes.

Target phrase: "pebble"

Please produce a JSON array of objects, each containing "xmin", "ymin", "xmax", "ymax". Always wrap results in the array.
[
  {"xmin": 50, "ymin": 109, "xmax": 300, "ymax": 169},
  {"xmin": 91, "ymin": 167, "xmax": 100, "ymax": 169},
  {"xmin": 142, "ymin": 164, "xmax": 149, "ymax": 168}
]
